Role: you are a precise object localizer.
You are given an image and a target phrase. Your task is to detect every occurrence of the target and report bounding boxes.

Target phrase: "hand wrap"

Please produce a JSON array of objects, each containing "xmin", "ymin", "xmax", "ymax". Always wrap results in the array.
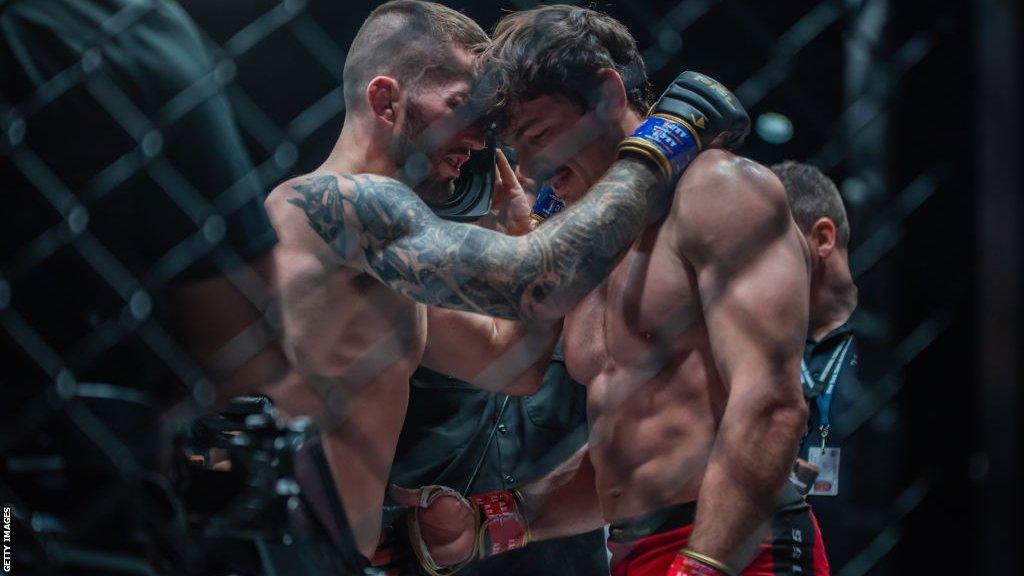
[{"xmin": 408, "ymin": 486, "xmax": 529, "ymax": 576}]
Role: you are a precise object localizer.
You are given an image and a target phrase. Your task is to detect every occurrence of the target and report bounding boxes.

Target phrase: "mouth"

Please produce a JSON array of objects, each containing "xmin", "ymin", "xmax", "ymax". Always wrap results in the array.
[{"xmin": 441, "ymin": 150, "xmax": 470, "ymax": 176}]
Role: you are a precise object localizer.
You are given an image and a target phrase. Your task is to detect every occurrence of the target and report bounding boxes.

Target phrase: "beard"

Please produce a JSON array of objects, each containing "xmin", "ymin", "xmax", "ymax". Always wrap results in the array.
[{"xmin": 390, "ymin": 101, "xmax": 456, "ymax": 205}]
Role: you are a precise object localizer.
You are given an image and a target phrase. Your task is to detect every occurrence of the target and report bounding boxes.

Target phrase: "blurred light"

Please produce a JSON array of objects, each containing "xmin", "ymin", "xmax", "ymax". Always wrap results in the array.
[
  {"xmin": 274, "ymin": 141, "xmax": 299, "ymax": 169},
  {"xmin": 7, "ymin": 117, "xmax": 25, "ymax": 146},
  {"xmin": 214, "ymin": 60, "xmax": 237, "ymax": 85},
  {"xmin": 67, "ymin": 205, "xmax": 89, "ymax": 235},
  {"xmin": 755, "ymin": 112, "xmax": 794, "ymax": 144},
  {"xmin": 658, "ymin": 29, "xmax": 683, "ymax": 54},
  {"xmin": 842, "ymin": 177, "xmax": 869, "ymax": 206},
  {"xmin": 129, "ymin": 291, "xmax": 152, "ymax": 320},
  {"xmin": 141, "ymin": 130, "xmax": 163, "ymax": 157}
]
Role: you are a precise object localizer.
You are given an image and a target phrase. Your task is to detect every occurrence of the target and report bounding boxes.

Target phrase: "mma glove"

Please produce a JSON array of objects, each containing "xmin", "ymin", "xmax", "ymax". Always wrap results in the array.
[
  {"xmin": 532, "ymin": 71, "xmax": 749, "ymax": 221},
  {"xmin": 618, "ymin": 71, "xmax": 750, "ymax": 182}
]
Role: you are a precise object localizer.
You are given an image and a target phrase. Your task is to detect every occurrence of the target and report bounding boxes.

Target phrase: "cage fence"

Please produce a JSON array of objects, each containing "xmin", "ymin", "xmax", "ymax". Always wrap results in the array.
[{"xmin": 0, "ymin": 0, "xmax": 997, "ymax": 575}]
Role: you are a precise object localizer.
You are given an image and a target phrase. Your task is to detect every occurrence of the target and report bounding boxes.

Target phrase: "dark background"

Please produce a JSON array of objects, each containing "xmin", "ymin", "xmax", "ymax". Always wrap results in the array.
[
  {"xmin": 3, "ymin": 0, "xmax": 1018, "ymax": 573},
  {"xmin": 178, "ymin": 0, "xmax": 1019, "ymax": 573}
]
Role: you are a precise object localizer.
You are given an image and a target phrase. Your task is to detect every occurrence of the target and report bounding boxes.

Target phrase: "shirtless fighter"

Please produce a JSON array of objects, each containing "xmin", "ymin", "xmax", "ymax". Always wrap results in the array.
[
  {"xmin": 263, "ymin": 0, "xmax": 744, "ymax": 566},
  {"xmin": 394, "ymin": 6, "xmax": 827, "ymax": 575}
]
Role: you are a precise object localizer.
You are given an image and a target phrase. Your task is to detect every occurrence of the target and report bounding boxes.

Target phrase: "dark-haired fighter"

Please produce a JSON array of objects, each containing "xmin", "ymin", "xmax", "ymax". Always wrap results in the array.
[
  {"xmin": 263, "ymin": 0, "xmax": 741, "ymax": 565},
  {"xmin": 397, "ymin": 6, "xmax": 828, "ymax": 576}
]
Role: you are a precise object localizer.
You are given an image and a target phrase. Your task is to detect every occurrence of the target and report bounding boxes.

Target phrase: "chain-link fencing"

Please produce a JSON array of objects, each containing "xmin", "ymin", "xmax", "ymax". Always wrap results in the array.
[{"xmin": 0, "ymin": 0, "xmax": 998, "ymax": 575}]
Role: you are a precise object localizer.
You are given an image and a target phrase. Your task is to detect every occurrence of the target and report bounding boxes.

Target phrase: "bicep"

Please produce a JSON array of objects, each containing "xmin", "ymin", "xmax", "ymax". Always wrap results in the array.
[
  {"xmin": 676, "ymin": 155, "xmax": 809, "ymax": 390},
  {"xmin": 695, "ymin": 234, "xmax": 808, "ymax": 388}
]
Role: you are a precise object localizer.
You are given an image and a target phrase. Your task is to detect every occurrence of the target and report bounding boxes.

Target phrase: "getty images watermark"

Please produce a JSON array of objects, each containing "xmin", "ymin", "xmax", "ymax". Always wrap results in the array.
[{"xmin": 3, "ymin": 505, "xmax": 11, "ymax": 573}]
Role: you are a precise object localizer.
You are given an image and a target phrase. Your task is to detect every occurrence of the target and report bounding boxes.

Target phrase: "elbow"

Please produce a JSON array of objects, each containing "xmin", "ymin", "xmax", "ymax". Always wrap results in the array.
[
  {"xmin": 761, "ymin": 365, "xmax": 808, "ymax": 434},
  {"xmin": 768, "ymin": 395, "xmax": 809, "ymax": 438},
  {"xmin": 727, "ymin": 369, "xmax": 809, "ymax": 441},
  {"xmin": 761, "ymin": 386, "xmax": 809, "ymax": 442},
  {"xmin": 725, "ymin": 394, "xmax": 806, "ymax": 452}
]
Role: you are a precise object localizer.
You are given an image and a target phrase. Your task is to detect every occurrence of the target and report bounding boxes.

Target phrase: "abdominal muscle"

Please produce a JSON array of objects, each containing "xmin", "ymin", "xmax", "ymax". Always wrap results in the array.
[{"xmin": 566, "ymin": 284, "xmax": 727, "ymax": 523}]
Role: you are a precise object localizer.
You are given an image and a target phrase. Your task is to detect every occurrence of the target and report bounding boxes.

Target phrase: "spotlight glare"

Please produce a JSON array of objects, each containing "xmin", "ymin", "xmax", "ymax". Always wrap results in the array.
[{"xmin": 755, "ymin": 112, "xmax": 794, "ymax": 144}]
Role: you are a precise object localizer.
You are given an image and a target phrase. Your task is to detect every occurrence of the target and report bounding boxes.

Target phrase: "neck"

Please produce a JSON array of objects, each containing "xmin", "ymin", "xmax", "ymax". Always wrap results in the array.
[
  {"xmin": 321, "ymin": 119, "xmax": 396, "ymax": 177},
  {"xmin": 809, "ymin": 251, "xmax": 858, "ymax": 341},
  {"xmin": 622, "ymin": 108, "xmax": 644, "ymax": 140},
  {"xmin": 596, "ymin": 108, "xmax": 644, "ymax": 176}
]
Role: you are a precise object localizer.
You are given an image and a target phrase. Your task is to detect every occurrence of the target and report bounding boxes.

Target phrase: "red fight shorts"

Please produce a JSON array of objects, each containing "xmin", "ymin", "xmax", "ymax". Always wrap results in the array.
[{"xmin": 607, "ymin": 500, "xmax": 829, "ymax": 576}]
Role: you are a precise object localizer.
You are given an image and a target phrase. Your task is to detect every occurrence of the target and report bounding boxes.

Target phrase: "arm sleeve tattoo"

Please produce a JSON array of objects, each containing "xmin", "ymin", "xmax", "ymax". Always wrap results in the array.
[{"xmin": 286, "ymin": 159, "xmax": 662, "ymax": 320}]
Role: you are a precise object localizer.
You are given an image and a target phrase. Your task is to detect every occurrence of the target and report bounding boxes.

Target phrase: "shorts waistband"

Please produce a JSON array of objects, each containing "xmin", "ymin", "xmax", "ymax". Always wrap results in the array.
[{"xmin": 607, "ymin": 501, "xmax": 697, "ymax": 543}]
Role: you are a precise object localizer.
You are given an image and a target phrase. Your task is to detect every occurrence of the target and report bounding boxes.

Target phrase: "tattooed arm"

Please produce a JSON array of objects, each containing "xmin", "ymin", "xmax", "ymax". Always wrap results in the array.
[{"xmin": 268, "ymin": 157, "xmax": 662, "ymax": 320}]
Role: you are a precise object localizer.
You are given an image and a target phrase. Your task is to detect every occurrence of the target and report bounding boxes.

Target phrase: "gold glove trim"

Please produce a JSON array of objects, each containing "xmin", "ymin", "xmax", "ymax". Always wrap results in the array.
[
  {"xmin": 679, "ymin": 549, "xmax": 736, "ymax": 576},
  {"xmin": 616, "ymin": 114, "xmax": 702, "ymax": 181}
]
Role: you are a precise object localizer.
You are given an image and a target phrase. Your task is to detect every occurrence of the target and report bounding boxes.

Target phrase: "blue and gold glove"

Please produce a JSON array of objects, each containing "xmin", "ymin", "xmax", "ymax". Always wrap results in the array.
[{"xmin": 618, "ymin": 71, "xmax": 749, "ymax": 182}]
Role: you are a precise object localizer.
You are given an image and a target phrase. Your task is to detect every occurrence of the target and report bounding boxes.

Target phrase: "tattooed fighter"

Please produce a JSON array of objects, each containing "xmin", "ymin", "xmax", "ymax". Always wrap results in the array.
[
  {"xmin": 263, "ymin": 0, "xmax": 744, "ymax": 565},
  {"xmin": 396, "ymin": 6, "xmax": 828, "ymax": 576}
]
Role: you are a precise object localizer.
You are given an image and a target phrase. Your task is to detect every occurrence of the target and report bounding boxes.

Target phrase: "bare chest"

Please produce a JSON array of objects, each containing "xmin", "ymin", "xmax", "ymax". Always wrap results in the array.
[
  {"xmin": 291, "ymin": 268, "xmax": 428, "ymax": 379},
  {"xmin": 345, "ymin": 274, "xmax": 427, "ymax": 358},
  {"xmin": 563, "ymin": 224, "xmax": 705, "ymax": 384}
]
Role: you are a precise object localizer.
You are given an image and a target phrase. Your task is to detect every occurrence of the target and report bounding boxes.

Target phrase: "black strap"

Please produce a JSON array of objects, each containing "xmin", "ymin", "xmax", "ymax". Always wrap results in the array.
[{"xmin": 607, "ymin": 501, "xmax": 698, "ymax": 542}]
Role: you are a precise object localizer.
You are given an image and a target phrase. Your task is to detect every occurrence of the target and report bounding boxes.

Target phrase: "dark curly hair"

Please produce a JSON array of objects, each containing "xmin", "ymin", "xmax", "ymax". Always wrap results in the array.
[{"xmin": 480, "ymin": 4, "xmax": 653, "ymax": 132}]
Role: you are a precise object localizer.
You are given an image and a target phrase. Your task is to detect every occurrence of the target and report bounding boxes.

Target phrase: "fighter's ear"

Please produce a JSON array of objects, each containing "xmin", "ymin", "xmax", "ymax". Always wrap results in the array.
[
  {"xmin": 593, "ymin": 67, "xmax": 629, "ymax": 121},
  {"xmin": 810, "ymin": 217, "xmax": 837, "ymax": 258},
  {"xmin": 367, "ymin": 76, "xmax": 400, "ymax": 126}
]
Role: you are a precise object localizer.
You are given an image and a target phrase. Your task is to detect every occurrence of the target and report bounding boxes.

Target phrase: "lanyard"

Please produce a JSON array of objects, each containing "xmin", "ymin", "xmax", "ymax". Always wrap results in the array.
[
  {"xmin": 800, "ymin": 333, "xmax": 848, "ymax": 394},
  {"xmin": 802, "ymin": 334, "xmax": 853, "ymax": 448}
]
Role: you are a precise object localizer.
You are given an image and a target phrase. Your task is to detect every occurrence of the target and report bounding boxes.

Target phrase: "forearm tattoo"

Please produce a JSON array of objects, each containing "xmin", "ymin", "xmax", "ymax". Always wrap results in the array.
[{"xmin": 286, "ymin": 160, "xmax": 661, "ymax": 319}]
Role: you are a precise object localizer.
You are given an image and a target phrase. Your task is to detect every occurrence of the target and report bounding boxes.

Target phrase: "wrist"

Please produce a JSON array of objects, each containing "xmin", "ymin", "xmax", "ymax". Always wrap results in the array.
[
  {"xmin": 469, "ymin": 489, "xmax": 531, "ymax": 557},
  {"xmin": 667, "ymin": 550, "xmax": 735, "ymax": 576},
  {"xmin": 617, "ymin": 114, "xmax": 702, "ymax": 181}
]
